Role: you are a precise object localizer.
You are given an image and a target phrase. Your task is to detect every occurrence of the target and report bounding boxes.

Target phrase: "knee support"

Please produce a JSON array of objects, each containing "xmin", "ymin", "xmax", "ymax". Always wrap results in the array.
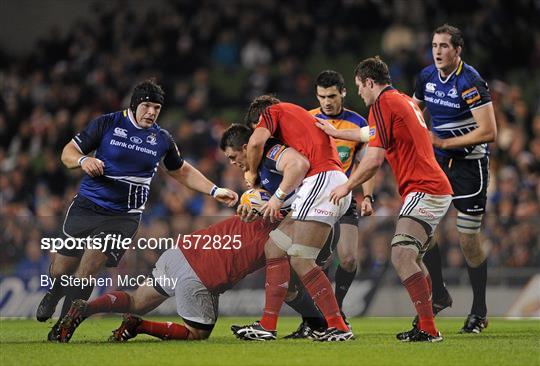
[
  {"xmin": 287, "ymin": 244, "xmax": 321, "ymax": 259},
  {"xmin": 457, "ymin": 212, "xmax": 483, "ymax": 234},
  {"xmin": 269, "ymin": 228, "xmax": 293, "ymax": 252},
  {"xmin": 391, "ymin": 233, "xmax": 424, "ymax": 254}
]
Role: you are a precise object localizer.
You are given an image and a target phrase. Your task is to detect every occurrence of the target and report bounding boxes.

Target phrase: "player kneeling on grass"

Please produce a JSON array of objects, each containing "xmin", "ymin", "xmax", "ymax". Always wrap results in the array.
[
  {"xmin": 58, "ymin": 214, "xmax": 338, "ymax": 342},
  {"xmin": 57, "ymin": 216, "xmax": 278, "ymax": 342}
]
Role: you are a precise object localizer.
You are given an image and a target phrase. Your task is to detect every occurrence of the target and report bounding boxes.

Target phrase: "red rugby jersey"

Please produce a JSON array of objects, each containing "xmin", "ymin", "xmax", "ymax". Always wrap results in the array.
[
  {"xmin": 256, "ymin": 103, "xmax": 342, "ymax": 177},
  {"xmin": 368, "ymin": 87, "xmax": 453, "ymax": 199},
  {"xmin": 179, "ymin": 216, "xmax": 274, "ymax": 293}
]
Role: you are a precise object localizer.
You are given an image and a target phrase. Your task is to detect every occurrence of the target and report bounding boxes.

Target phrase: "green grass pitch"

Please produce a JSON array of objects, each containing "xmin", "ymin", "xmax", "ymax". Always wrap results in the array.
[{"xmin": 1, "ymin": 317, "xmax": 538, "ymax": 366}]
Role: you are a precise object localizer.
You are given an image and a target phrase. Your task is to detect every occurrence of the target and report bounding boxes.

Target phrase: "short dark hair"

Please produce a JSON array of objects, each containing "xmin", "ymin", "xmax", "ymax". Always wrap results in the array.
[
  {"xmin": 433, "ymin": 24, "xmax": 464, "ymax": 49},
  {"xmin": 130, "ymin": 79, "xmax": 165, "ymax": 113},
  {"xmin": 316, "ymin": 70, "xmax": 345, "ymax": 92},
  {"xmin": 244, "ymin": 95, "xmax": 280, "ymax": 126},
  {"xmin": 354, "ymin": 56, "xmax": 392, "ymax": 85},
  {"xmin": 220, "ymin": 124, "xmax": 253, "ymax": 151}
]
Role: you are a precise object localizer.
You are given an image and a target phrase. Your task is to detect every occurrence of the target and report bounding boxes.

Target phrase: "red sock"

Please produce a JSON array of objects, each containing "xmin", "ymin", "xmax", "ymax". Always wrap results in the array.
[
  {"xmin": 259, "ymin": 257, "xmax": 290, "ymax": 331},
  {"xmin": 137, "ymin": 320, "xmax": 190, "ymax": 340},
  {"xmin": 301, "ymin": 267, "xmax": 348, "ymax": 332},
  {"xmin": 85, "ymin": 291, "xmax": 131, "ymax": 316},
  {"xmin": 403, "ymin": 271, "xmax": 437, "ymax": 336}
]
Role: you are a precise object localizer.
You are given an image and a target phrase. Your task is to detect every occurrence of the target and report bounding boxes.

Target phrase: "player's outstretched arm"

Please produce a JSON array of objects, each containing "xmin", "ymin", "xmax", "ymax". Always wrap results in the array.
[
  {"xmin": 167, "ymin": 162, "xmax": 238, "ymax": 207},
  {"xmin": 61, "ymin": 140, "xmax": 105, "ymax": 177},
  {"xmin": 246, "ymin": 127, "xmax": 271, "ymax": 184},
  {"xmin": 330, "ymin": 146, "xmax": 385, "ymax": 205},
  {"xmin": 315, "ymin": 118, "xmax": 370, "ymax": 142},
  {"xmin": 432, "ymin": 103, "xmax": 497, "ymax": 149}
]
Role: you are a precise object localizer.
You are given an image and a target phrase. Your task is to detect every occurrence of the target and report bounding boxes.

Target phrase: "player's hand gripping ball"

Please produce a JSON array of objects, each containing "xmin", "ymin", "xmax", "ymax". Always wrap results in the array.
[{"xmin": 238, "ymin": 188, "xmax": 271, "ymax": 222}]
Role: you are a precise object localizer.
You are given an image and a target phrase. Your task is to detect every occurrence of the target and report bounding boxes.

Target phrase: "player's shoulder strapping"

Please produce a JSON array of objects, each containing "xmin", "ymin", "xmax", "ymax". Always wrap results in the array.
[{"xmin": 371, "ymin": 99, "xmax": 390, "ymax": 148}]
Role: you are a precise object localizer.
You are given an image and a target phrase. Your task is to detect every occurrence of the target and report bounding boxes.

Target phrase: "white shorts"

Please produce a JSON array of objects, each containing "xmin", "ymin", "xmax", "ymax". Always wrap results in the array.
[
  {"xmin": 399, "ymin": 192, "xmax": 452, "ymax": 235},
  {"xmin": 152, "ymin": 248, "xmax": 219, "ymax": 326},
  {"xmin": 291, "ymin": 170, "xmax": 352, "ymax": 226}
]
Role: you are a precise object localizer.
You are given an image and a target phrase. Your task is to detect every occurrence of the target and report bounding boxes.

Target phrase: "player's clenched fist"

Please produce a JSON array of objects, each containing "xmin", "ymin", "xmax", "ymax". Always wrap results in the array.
[
  {"xmin": 80, "ymin": 157, "xmax": 105, "ymax": 177},
  {"xmin": 213, "ymin": 188, "xmax": 239, "ymax": 207}
]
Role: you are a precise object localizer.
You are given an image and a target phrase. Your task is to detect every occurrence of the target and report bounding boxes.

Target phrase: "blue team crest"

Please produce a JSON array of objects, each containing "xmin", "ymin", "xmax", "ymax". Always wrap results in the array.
[
  {"xmin": 146, "ymin": 133, "xmax": 158, "ymax": 145},
  {"xmin": 448, "ymin": 86, "xmax": 458, "ymax": 98}
]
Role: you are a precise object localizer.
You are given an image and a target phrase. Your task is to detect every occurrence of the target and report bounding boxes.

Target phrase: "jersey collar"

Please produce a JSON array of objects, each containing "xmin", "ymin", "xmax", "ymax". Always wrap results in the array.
[
  {"xmin": 438, "ymin": 60, "xmax": 463, "ymax": 84},
  {"xmin": 375, "ymin": 85, "xmax": 394, "ymax": 102},
  {"xmin": 127, "ymin": 109, "xmax": 143, "ymax": 129},
  {"xmin": 319, "ymin": 107, "xmax": 345, "ymax": 120}
]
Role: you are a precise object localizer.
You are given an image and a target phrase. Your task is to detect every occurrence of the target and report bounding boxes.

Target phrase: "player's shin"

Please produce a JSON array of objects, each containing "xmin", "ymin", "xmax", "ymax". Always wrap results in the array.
[
  {"xmin": 137, "ymin": 320, "xmax": 191, "ymax": 340},
  {"xmin": 298, "ymin": 265, "xmax": 349, "ymax": 332},
  {"xmin": 402, "ymin": 271, "xmax": 438, "ymax": 336},
  {"xmin": 260, "ymin": 257, "xmax": 290, "ymax": 331},
  {"xmin": 285, "ymin": 285, "xmax": 327, "ymax": 330},
  {"xmin": 85, "ymin": 291, "xmax": 132, "ymax": 316}
]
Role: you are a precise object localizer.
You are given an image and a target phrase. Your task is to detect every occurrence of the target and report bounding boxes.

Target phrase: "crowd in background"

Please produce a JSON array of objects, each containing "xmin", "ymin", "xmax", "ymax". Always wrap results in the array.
[{"xmin": 1, "ymin": 0, "xmax": 538, "ymax": 282}]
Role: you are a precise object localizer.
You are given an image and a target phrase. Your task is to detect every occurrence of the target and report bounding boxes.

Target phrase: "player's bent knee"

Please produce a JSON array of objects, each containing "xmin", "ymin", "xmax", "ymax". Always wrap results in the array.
[
  {"xmin": 456, "ymin": 212, "xmax": 483, "ymax": 234},
  {"xmin": 189, "ymin": 329, "xmax": 210, "ymax": 340},
  {"xmin": 287, "ymin": 244, "xmax": 321, "ymax": 259},
  {"xmin": 269, "ymin": 229, "xmax": 292, "ymax": 252}
]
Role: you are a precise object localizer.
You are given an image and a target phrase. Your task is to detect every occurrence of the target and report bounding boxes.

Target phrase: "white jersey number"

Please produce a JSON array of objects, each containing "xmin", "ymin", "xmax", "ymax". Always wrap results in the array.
[{"xmin": 408, "ymin": 100, "xmax": 427, "ymax": 129}]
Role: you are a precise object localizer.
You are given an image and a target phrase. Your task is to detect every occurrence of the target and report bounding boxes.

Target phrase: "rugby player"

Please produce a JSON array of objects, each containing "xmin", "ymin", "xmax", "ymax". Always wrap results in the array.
[
  {"xmin": 331, "ymin": 57, "xmax": 453, "ymax": 342},
  {"xmin": 232, "ymin": 96, "xmax": 353, "ymax": 341},
  {"xmin": 37, "ymin": 80, "xmax": 238, "ymax": 341},
  {"xmin": 406, "ymin": 24, "xmax": 496, "ymax": 335},
  {"xmin": 309, "ymin": 70, "xmax": 375, "ymax": 329}
]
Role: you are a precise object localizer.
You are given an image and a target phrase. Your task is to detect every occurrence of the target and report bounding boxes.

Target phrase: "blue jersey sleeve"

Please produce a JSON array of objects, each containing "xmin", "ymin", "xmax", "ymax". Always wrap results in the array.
[
  {"xmin": 161, "ymin": 130, "xmax": 184, "ymax": 171},
  {"xmin": 72, "ymin": 113, "xmax": 116, "ymax": 154},
  {"xmin": 460, "ymin": 72, "xmax": 491, "ymax": 110},
  {"xmin": 262, "ymin": 140, "xmax": 287, "ymax": 172},
  {"xmin": 413, "ymin": 72, "xmax": 426, "ymax": 101}
]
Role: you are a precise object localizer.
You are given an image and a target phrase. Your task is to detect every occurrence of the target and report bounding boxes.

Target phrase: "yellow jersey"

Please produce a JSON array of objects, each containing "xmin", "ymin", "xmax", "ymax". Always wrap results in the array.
[{"xmin": 309, "ymin": 107, "xmax": 368, "ymax": 176}]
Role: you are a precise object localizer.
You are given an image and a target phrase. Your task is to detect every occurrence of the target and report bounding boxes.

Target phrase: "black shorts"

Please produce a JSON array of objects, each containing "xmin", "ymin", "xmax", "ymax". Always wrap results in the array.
[
  {"xmin": 338, "ymin": 197, "xmax": 359, "ymax": 226},
  {"xmin": 59, "ymin": 195, "xmax": 141, "ymax": 267},
  {"xmin": 315, "ymin": 222, "xmax": 340, "ymax": 266},
  {"xmin": 436, "ymin": 156, "xmax": 489, "ymax": 216}
]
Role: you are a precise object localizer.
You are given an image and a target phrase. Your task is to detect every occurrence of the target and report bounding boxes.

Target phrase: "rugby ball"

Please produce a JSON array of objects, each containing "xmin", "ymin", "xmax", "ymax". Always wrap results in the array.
[{"xmin": 240, "ymin": 188, "xmax": 271, "ymax": 213}]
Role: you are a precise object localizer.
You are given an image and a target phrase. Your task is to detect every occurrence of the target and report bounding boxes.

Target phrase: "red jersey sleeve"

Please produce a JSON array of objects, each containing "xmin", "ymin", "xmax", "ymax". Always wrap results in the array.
[
  {"xmin": 255, "ymin": 106, "xmax": 280, "ymax": 135},
  {"xmin": 368, "ymin": 99, "xmax": 393, "ymax": 149}
]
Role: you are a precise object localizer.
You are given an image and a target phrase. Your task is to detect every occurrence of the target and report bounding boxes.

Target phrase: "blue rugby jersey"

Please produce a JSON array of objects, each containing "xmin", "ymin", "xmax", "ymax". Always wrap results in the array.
[
  {"xmin": 414, "ymin": 60, "xmax": 492, "ymax": 159},
  {"xmin": 258, "ymin": 138, "xmax": 295, "ymax": 210},
  {"xmin": 72, "ymin": 109, "xmax": 183, "ymax": 213}
]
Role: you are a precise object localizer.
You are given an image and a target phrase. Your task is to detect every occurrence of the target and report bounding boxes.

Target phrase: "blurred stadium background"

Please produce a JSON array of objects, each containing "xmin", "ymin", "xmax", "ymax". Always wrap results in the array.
[{"xmin": 0, "ymin": 0, "xmax": 538, "ymax": 319}]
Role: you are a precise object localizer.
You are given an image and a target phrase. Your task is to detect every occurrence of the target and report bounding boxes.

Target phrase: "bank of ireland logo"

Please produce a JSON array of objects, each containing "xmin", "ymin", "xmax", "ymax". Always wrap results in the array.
[
  {"xmin": 130, "ymin": 136, "xmax": 143, "ymax": 144},
  {"xmin": 146, "ymin": 133, "xmax": 157, "ymax": 145},
  {"xmin": 337, "ymin": 146, "xmax": 351, "ymax": 163}
]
